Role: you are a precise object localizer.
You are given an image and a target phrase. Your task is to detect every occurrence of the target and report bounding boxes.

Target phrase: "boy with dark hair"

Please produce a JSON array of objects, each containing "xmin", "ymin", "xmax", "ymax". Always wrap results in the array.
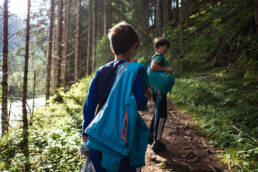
[
  {"xmin": 149, "ymin": 37, "xmax": 173, "ymax": 152},
  {"xmin": 81, "ymin": 22, "xmax": 149, "ymax": 172}
]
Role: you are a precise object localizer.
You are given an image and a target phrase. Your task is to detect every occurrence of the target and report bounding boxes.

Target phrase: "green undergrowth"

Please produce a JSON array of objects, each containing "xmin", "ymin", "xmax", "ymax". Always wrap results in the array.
[
  {"xmin": 0, "ymin": 76, "xmax": 93, "ymax": 171},
  {"xmin": 169, "ymin": 68, "xmax": 258, "ymax": 171}
]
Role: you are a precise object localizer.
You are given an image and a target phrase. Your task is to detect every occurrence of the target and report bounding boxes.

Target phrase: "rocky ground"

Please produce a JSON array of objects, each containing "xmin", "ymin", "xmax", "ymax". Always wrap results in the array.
[{"xmin": 141, "ymin": 102, "xmax": 228, "ymax": 172}]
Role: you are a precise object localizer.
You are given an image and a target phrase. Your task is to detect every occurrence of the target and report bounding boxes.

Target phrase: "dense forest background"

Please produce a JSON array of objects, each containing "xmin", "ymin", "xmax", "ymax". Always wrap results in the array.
[{"xmin": 0, "ymin": 0, "xmax": 258, "ymax": 171}]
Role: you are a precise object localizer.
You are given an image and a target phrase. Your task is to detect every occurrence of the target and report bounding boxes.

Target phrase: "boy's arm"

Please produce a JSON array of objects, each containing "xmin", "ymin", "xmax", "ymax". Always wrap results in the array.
[
  {"xmin": 82, "ymin": 71, "xmax": 99, "ymax": 138},
  {"xmin": 133, "ymin": 69, "xmax": 148, "ymax": 111},
  {"xmin": 150, "ymin": 60, "xmax": 173, "ymax": 72},
  {"xmin": 150, "ymin": 54, "xmax": 173, "ymax": 72}
]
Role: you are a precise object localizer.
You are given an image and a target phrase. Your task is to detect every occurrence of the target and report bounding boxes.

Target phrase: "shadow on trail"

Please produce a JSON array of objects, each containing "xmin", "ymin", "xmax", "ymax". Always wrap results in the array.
[{"xmin": 154, "ymin": 147, "xmax": 191, "ymax": 172}]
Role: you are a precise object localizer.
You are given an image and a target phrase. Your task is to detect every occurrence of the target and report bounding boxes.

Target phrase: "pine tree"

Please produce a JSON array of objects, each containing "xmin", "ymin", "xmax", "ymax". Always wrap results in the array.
[
  {"xmin": 176, "ymin": 0, "xmax": 179, "ymax": 22},
  {"xmin": 63, "ymin": 0, "xmax": 71, "ymax": 91},
  {"xmin": 1, "ymin": 0, "xmax": 9, "ymax": 136},
  {"xmin": 156, "ymin": 0, "xmax": 162, "ymax": 36},
  {"xmin": 162, "ymin": 0, "xmax": 169, "ymax": 25},
  {"xmin": 87, "ymin": 0, "xmax": 92, "ymax": 75},
  {"xmin": 91, "ymin": 0, "xmax": 97, "ymax": 71},
  {"xmin": 22, "ymin": 0, "xmax": 31, "ymax": 170},
  {"xmin": 255, "ymin": 0, "xmax": 258, "ymax": 36},
  {"xmin": 74, "ymin": 0, "xmax": 81, "ymax": 82},
  {"xmin": 135, "ymin": 0, "xmax": 150, "ymax": 42},
  {"xmin": 104, "ymin": 0, "xmax": 108, "ymax": 36},
  {"xmin": 46, "ymin": 0, "xmax": 55, "ymax": 101},
  {"xmin": 179, "ymin": 0, "xmax": 183, "ymax": 57},
  {"xmin": 53, "ymin": 0, "xmax": 63, "ymax": 93}
]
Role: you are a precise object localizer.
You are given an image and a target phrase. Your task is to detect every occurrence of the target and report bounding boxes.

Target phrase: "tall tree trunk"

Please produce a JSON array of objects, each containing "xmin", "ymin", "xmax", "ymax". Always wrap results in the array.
[
  {"xmin": 162, "ymin": 0, "xmax": 169, "ymax": 25},
  {"xmin": 156, "ymin": 0, "xmax": 162, "ymax": 36},
  {"xmin": 54, "ymin": 0, "xmax": 63, "ymax": 93},
  {"xmin": 1, "ymin": 0, "xmax": 9, "ymax": 136},
  {"xmin": 63, "ymin": 0, "xmax": 71, "ymax": 91},
  {"xmin": 151, "ymin": 3, "xmax": 155, "ymax": 27},
  {"xmin": 132, "ymin": 0, "xmax": 148, "ymax": 42},
  {"xmin": 86, "ymin": 28, "xmax": 91, "ymax": 74},
  {"xmin": 86, "ymin": 26, "xmax": 91, "ymax": 75},
  {"xmin": 30, "ymin": 71, "xmax": 36, "ymax": 125},
  {"xmin": 22, "ymin": 0, "xmax": 31, "ymax": 170},
  {"xmin": 53, "ymin": 23, "xmax": 58, "ymax": 89},
  {"xmin": 168, "ymin": 0, "xmax": 172, "ymax": 21},
  {"xmin": 46, "ymin": 0, "xmax": 55, "ymax": 102},
  {"xmin": 255, "ymin": 0, "xmax": 258, "ymax": 36},
  {"xmin": 142, "ymin": 0, "xmax": 150, "ymax": 42},
  {"xmin": 96, "ymin": 2, "xmax": 102, "ymax": 41},
  {"xmin": 179, "ymin": 0, "xmax": 183, "ymax": 57},
  {"xmin": 176, "ymin": 0, "xmax": 179, "ymax": 22},
  {"xmin": 103, "ymin": 0, "xmax": 108, "ymax": 36},
  {"xmin": 181, "ymin": 0, "xmax": 188, "ymax": 25},
  {"xmin": 92, "ymin": 0, "xmax": 96, "ymax": 71},
  {"xmin": 87, "ymin": 0, "xmax": 92, "ymax": 75},
  {"xmin": 136, "ymin": 0, "xmax": 150, "ymax": 43},
  {"xmin": 75, "ymin": 0, "xmax": 81, "ymax": 82}
]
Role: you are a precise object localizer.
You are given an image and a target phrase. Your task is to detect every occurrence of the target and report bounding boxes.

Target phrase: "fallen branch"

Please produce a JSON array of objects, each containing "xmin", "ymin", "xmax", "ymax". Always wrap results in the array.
[
  {"xmin": 208, "ymin": 164, "xmax": 216, "ymax": 172},
  {"xmin": 201, "ymin": 138, "xmax": 208, "ymax": 148},
  {"xmin": 228, "ymin": 161, "xmax": 231, "ymax": 171},
  {"xmin": 197, "ymin": 75, "xmax": 212, "ymax": 80},
  {"xmin": 232, "ymin": 125, "xmax": 258, "ymax": 143},
  {"xmin": 216, "ymin": 150, "xmax": 225, "ymax": 153}
]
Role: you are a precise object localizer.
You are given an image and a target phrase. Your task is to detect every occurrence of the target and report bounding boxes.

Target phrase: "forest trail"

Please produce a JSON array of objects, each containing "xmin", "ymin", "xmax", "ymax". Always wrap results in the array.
[{"xmin": 140, "ymin": 102, "xmax": 228, "ymax": 172}]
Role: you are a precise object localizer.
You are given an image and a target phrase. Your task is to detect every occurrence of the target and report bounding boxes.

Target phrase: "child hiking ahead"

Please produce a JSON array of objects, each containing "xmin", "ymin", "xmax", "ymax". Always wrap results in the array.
[
  {"xmin": 81, "ymin": 22, "xmax": 149, "ymax": 172},
  {"xmin": 148, "ymin": 37, "xmax": 174, "ymax": 153}
]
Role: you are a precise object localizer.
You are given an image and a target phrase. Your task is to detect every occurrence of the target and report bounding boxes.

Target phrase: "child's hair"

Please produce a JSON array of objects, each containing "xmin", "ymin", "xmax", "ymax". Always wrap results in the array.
[
  {"xmin": 154, "ymin": 37, "xmax": 170, "ymax": 49},
  {"xmin": 108, "ymin": 21, "xmax": 139, "ymax": 55}
]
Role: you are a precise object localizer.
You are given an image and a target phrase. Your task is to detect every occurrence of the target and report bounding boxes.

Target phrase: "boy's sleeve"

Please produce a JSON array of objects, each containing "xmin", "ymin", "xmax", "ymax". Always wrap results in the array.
[
  {"xmin": 82, "ymin": 70, "xmax": 99, "ymax": 136},
  {"xmin": 152, "ymin": 54, "xmax": 163, "ymax": 63},
  {"xmin": 133, "ymin": 68, "xmax": 147, "ymax": 111}
]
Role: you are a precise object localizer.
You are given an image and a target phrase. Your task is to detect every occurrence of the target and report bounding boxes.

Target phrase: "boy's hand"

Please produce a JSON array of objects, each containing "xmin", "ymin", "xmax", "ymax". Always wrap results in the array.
[
  {"xmin": 81, "ymin": 136, "xmax": 89, "ymax": 157},
  {"xmin": 83, "ymin": 136, "xmax": 88, "ymax": 142},
  {"xmin": 165, "ymin": 66, "xmax": 173, "ymax": 72}
]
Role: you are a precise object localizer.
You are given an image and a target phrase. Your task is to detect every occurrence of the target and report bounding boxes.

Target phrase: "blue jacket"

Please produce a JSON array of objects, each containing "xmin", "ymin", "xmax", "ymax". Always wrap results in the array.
[
  {"xmin": 85, "ymin": 61, "xmax": 149, "ymax": 172},
  {"xmin": 82, "ymin": 60, "xmax": 147, "ymax": 137}
]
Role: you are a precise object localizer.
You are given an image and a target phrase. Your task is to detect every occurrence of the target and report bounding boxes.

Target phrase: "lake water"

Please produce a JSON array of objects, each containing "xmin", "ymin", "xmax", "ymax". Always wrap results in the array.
[{"xmin": 0, "ymin": 96, "xmax": 45, "ymax": 136}]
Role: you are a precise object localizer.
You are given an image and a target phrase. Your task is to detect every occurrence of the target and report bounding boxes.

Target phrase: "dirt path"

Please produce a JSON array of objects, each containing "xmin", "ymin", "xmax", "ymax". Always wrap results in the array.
[{"xmin": 141, "ymin": 102, "xmax": 228, "ymax": 172}]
